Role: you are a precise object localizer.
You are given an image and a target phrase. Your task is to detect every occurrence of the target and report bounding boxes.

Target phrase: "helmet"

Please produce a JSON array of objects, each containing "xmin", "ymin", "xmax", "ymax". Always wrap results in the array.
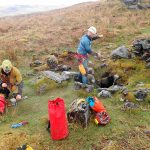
[
  {"xmin": 88, "ymin": 26, "xmax": 97, "ymax": 35},
  {"xmin": 1, "ymin": 60, "xmax": 12, "ymax": 73}
]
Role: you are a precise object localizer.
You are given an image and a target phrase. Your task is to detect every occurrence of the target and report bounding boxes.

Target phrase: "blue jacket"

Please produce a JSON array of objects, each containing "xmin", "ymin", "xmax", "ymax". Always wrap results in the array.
[{"xmin": 77, "ymin": 34, "xmax": 92, "ymax": 56}]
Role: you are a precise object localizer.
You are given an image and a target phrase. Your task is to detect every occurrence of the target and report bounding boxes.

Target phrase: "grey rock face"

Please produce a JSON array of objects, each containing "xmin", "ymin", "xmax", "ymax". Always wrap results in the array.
[{"xmin": 111, "ymin": 46, "xmax": 130, "ymax": 59}]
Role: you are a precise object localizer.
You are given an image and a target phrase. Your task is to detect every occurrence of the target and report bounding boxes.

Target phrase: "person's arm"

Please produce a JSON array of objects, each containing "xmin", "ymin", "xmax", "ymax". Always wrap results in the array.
[
  {"xmin": 82, "ymin": 37, "xmax": 101, "ymax": 59},
  {"xmin": 89, "ymin": 51, "xmax": 101, "ymax": 60},
  {"xmin": 13, "ymin": 67, "xmax": 23, "ymax": 97},
  {"xmin": 90, "ymin": 51, "xmax": 98, "ymax": 57},
  {"xmin": 82, "ymin": 39, "xmax": 92, "ymax": 54},
  {"xmin": 17, "ymin": 81, "xmax": 23, "ymax": 95},
  {"xmin": 14, "ymin": 67, "xmax": 22, "ymax": 84},
  {"xmin": 91, "ymin": 34, "xmax": 103, "ymax": 41}
]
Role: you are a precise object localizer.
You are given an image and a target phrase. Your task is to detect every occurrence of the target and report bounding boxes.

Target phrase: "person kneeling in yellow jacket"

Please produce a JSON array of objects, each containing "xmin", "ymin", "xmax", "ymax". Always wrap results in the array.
[{"xmin": 0, "ymin": 60, "xmax": 23, "ymax": 100}]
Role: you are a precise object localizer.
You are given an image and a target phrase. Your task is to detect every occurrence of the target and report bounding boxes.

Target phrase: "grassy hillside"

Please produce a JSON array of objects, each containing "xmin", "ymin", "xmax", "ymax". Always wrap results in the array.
[
  {"xmin": 0, "ymin": 0, "xmax": 150, "ymax": 64},
  {"xmin": 0, "ymin": 0, "xmax": 150, "ymax": 150}
]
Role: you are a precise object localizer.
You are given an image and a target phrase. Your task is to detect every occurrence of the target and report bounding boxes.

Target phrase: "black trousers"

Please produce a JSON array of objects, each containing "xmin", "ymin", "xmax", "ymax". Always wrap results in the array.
[{"xmin": 0, "ymin": 85, "xmax": 10, "ymax": 99}]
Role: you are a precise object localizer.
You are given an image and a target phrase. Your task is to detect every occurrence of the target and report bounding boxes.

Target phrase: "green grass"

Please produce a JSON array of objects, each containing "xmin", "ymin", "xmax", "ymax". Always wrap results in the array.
[
  {"xmin": 1, "ymin": 26, "xmax": 150, "ymax": 149},
  {"xmin": 0, "ymin": 68, "xmax": 150, "ymax": 150},
  {"xmin": 1, "ymin": 38, "xmax": 150, "ymax": 150},
  {"xmin": 0, "ymin": 19, "xmax": 150, "ymax": 150},
  {"xmin": 140, "ymin": 27, "xmax": 150, "ymax": 34}
]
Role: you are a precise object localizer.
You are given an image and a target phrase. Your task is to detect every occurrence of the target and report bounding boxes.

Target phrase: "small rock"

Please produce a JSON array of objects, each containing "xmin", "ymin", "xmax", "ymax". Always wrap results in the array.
[
  {"xmin": 30, "ymin": 60, "xmax": 43, "ymax": 67},
  {"xmin": 136, "ymin": 82, "xmax": 145, "ymax": 87},
  {"xmin": 10, "ymin": 98, "xmax": 17, "ymax": 106},
  {"xmin": 100, "ymin": 63, "xmax": 108, "ymax": 68},
  {"xmin": 25, "ymin": 72, "xmax": 36, "ymax": 77},
  {"xmin": 87, "ymin": 68, "xmax": 94, "ymax": 75},
  {"xmin": 120, "ymin": 97, "xmax": 125, "ymax": 102},
  {"xmin": 86, "ymin": 85, "xmax": 94, "ymax": 93},
  {"xmin": 88, "ymin": 61, "xmax": 94, "ymax": 66},
  {"xmin": 122, "ymin": 101, "xmax": 139, "ymax": 111},
  {"xmin": 74, "ymin": 82, "xmax": 82, "ymax": 90},
  {"xmin": 144, "ymin": 130, "xmax": 150, "ymax": 136},
  {"xmin": 146, "ymin": 62, "xmax": 150, "ymax": 68},
  {"xmin": 98, "ymin": 90, "xmax": 111, "ymax": 98},
  {"xmin": 106, "ymin": 45, "xmax": 113, "ymax": 49},
  {"xmin": 134, "ymin": 89, "xmax": 148, "ymax": 101},
  {"xmin": 23, "ymin": 96, "xmax": 28, "ymax": 100}
]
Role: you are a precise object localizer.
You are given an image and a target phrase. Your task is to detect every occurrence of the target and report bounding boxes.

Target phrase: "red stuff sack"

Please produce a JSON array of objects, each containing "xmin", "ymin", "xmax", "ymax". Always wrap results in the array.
[
  {"xmin": 48, "ymin": 97, "xmax": 69, "ymax": 140},
  {"xmin": 0, "ymin": 95, "xmax": 6, "ymax": 114}
]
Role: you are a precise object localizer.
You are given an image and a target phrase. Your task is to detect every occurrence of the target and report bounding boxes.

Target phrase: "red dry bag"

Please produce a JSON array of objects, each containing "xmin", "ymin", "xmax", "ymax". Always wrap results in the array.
[
  {"xmin": 0, "ymin": 95, "xmax": 6, "ymax": 114},
  {"xmin": 48, "ymin": 97, "xmax": 69, "ymax": 140}
]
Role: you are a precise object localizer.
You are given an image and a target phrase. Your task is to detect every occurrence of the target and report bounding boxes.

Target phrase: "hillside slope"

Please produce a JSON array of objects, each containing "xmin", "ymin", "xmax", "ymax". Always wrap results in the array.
[
  {"xmin": 0, "ymin": 1, "xmax": 150, "ymax": 150},
  {"xmin": 0, "ymin": 1, "xmax": 149, "ymax": 57}
]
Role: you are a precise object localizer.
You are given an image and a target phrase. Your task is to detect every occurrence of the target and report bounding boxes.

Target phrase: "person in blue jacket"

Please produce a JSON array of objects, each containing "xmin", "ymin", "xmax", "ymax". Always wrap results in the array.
[{"xmin": 77, "ymin": 26, "xmax": 103, "ymax": 85}]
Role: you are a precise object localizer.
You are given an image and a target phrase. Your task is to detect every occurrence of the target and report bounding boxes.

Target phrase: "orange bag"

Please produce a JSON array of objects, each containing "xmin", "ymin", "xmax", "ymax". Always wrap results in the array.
[
  {"xmin": 91, "ymin": 97, "xmax": 106, "ymax": 112},
  {"xmin": 86, "ymin": 97, "xmax": 110, "ymax": 125}
]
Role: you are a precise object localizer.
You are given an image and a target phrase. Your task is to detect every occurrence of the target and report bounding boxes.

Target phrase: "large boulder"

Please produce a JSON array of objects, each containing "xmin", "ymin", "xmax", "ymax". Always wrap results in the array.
[
  {"xmin": 123, "ymin": 0, "xmax": 141, "ymax": 9},
  {"xmin": 97, "ymin": 90, "xmax": 112, "ymax": 98},
  {"xmin": 111, "ymin": 46, "xmax": 130, "ymax": 59},
  {"xmin": 123, "ymin": 0, "xmax": 139, "ymax": 5},
  {"xmin": 133, "ymin": 38, "xmax": 150, "ymax": 55}
]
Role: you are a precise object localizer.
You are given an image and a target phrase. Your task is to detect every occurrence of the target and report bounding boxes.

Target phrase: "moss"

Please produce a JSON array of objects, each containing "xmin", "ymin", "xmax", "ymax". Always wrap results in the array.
[{"xmin": 34, "ymin": 77, "xmax": 58, "ymax": 95}]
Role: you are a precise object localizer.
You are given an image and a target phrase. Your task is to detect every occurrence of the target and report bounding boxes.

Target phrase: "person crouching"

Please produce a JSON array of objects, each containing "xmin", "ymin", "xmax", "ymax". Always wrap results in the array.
[{"xmin": 0, "ymin": 60, "xmax": 23, "ymax": 101}]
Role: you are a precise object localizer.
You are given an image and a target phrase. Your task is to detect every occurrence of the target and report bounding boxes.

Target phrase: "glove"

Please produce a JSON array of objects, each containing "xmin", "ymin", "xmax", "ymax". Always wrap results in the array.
[
  {"xmin": 16, "ymin": 94, "xmax": 22, "ymax": 100},
  {"xmin": 2, "ymin": 83, "xmax": 7, "ymax": 88},
  {"xmin": 92, "ymin": 52, "xmax": 101, "ymax": 60},
  {"xmin": 92, "ymin": 34, "xmax": 103, "ymax": 41}
]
